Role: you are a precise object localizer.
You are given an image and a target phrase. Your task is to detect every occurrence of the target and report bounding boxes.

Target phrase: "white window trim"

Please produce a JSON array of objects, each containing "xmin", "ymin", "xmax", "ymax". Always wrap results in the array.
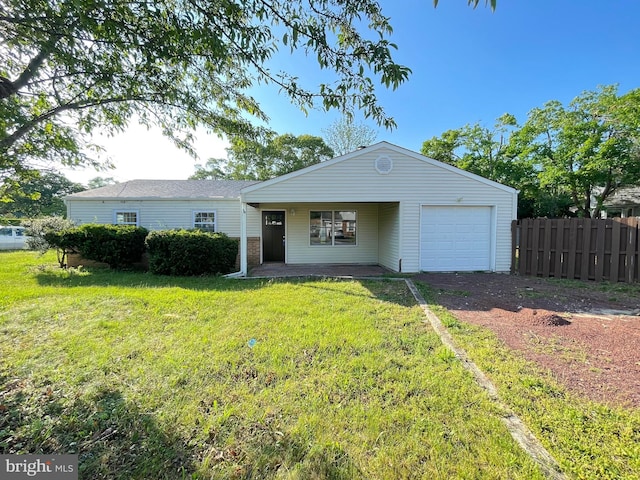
[
  {"xmin": 192, "ymin": 210, "xmax": 217, "ymax": 232},
  {"xmin": 309, "ymin": 210, "xmax": 358, "ymax": 247},
  {"xmin": 113, "ymin": 209, "xmax": 139, "ymax": 226}
]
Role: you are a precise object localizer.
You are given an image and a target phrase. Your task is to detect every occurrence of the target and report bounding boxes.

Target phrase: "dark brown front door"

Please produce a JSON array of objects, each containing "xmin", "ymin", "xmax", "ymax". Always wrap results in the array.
[{"xmin": 262, "ymin": 211, "xmax": 285, "ymax": 262}]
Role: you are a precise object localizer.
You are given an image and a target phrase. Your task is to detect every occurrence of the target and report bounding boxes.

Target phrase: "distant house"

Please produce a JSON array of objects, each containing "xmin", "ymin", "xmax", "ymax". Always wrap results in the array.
[
  {"xmin": 602, "ymin": 187, "xmax": 640, "ymax": 218},
  {"xmin": 65, "ymin": 142, "xmax": 518, "ymax": 275}
]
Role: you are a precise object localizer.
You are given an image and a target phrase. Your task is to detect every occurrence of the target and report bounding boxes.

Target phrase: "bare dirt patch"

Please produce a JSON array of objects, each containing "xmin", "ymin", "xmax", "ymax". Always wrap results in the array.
[{"xmin": 414, "ymin": 273, "xmax": 640, "ymax": 408}]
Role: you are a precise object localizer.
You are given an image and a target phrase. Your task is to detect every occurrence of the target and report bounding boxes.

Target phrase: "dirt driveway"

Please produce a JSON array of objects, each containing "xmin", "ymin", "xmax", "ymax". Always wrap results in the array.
[{"xmin": 414, "ymin": 273, "xmax": 640, "ymax": 408}]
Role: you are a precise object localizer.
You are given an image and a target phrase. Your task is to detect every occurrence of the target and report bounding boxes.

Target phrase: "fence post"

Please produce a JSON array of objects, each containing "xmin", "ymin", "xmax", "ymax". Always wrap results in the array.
[
  {"xmin": 580, "ymin": 218, "xmax": 591, "ymax": 281},
  {"xmin": 627, "ymin": 218, "xmax": 638, "ymax": 283},
  {"xmin": 519, "ymin": 219, "xmax": 529, "ymax": 276},
  {"xmin": 611, "ymin": 220, "xmax": 621, "ymax": 282},
  {"xmin": 542, "ymin": 219, "xmax": 553, "ymax": 277},
  {"xmin": 554, "ymin": 219, "xmax": 565, "ymax": 279},
  {"xmin": 594, "ymin": 220, "xmax": 606, "ymax": 282}
]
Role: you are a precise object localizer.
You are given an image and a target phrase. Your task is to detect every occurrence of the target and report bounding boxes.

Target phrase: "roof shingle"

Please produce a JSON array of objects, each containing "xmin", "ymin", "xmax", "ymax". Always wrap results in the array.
[{"xmin": 66, "ymin": 179, "xmax": 261, "ymax": 200}]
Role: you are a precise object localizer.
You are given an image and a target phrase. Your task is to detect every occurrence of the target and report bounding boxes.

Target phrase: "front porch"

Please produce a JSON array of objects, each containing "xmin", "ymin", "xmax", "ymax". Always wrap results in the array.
[{"xmin": 240, "ymin": 201, "xmax": 401, "ymax": 276}]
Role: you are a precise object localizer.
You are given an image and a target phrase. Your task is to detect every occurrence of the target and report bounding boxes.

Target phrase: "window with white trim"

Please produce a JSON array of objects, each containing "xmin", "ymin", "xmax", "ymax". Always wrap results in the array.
[
  {"xmin": 310, "ymin": 210, "xmax": 356, "ymax": 246},
  {"xmin": 193, "ymin": 211, "xmax": 216, "ymax": 232},
  {"xmin": 114, "ymin": 210, "xmax": 139, "ymax": 226}
]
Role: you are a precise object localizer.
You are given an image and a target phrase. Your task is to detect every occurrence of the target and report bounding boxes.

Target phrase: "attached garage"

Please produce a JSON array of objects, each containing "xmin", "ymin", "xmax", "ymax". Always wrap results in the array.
[
  {"xmin": 241, "ymin": 142, "xmax": 517, "ymax": 274},
  {"xmin": 420, "ymin": 206, "xmax": 494, "ymax": 272}
]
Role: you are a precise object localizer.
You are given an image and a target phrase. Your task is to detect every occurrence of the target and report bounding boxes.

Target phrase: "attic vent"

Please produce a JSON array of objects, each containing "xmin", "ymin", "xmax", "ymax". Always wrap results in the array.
[{"xmin": 374, "ymin": 155, "xmax": 393, "ymax": 175}]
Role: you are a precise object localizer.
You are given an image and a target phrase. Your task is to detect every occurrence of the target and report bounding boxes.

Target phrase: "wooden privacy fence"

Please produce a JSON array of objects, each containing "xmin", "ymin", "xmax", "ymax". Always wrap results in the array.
[{"xmin": 511, "ymin": 217, "xmax": 639, "ymax": 283}]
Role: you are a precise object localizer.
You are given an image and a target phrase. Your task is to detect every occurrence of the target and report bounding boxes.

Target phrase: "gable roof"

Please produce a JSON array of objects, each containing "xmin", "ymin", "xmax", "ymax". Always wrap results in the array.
[
  {"xmin": 241, "ymin": 141, "xmax": 518, "ymax": 195},
  {"xmin": 604, "ymin": 186, "xmax": 640, "ymax": 207},
  {"xmin": 66, "ymin": 179, "xmax": 260, "ymax": 200}
]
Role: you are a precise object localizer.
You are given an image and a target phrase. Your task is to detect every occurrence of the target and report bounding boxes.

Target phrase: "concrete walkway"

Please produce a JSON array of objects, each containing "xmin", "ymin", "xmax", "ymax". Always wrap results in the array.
[
  {"xmin": 404, "ymin": 279, "xmax": 566, "ymax": 480},
  {"xmin": 248, "ymin": 263, "xmax": 391, "ymax": 278}
]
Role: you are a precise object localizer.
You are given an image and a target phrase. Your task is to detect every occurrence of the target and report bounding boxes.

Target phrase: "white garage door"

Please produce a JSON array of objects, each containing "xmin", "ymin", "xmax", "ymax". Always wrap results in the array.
[{"xmin": 420, "ymin": 206, "xmax": 493, "ymax": 271}]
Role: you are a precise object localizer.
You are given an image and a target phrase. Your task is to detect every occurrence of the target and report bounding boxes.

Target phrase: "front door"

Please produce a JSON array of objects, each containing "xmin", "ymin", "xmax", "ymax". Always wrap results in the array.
[{"xmin": 262, "ymin": 211, "xmax": 285, "ymax": 262}]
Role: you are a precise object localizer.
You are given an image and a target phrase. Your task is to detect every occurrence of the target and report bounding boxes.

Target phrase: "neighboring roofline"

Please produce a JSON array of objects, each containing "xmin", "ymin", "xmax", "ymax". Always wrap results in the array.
[{"xmin": 240, "ymin": 141, "xmax": 518, "ymax": 196}]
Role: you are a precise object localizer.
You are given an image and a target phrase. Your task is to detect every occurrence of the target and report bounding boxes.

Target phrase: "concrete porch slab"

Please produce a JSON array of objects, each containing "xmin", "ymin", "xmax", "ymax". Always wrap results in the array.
[{"xmin": 247, "ymin": 263, "xmax": 391, "ymax": 278}]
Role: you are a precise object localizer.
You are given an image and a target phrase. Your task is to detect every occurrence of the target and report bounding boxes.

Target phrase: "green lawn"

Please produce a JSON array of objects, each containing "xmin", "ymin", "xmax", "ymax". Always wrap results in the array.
[{"xmin": 0, "ymin": 252, "xmax": 637, "ymax": 479}]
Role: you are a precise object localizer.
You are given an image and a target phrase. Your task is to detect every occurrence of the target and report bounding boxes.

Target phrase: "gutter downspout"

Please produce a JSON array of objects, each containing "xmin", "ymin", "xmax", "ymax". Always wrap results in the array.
[
  {"xmin": 240, "ymin": 201, "xmax": 248, "ymax": 276},
  {"xmin": 224, "ymin": 201, "xmax": 249, "ymax": 278}
]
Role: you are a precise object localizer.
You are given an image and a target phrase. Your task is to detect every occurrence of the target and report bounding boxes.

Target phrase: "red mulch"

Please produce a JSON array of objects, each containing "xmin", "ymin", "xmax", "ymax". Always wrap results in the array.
[{"xmin": 414, "ymin": 273, "xmax": 640, "ymax": 408}]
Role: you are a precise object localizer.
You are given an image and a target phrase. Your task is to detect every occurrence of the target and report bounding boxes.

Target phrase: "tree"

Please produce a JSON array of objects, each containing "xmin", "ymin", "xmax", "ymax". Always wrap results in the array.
[
  {"xmin": 0, "ymin": 0, "xmax": 421, "ymax": 199},
  {"xmin": 421, "ymin": 86, "xmax": 640, "ymax": 218},
  {"xmin": 322, "ymin": 116, "xmax": 378, "ymax": 156},
  {"xmin": 190, "ymin": 159, "xmax": 229, "ymax": 180},
  {"xmin": 0, "ymin": 1, "xmax": 497, "ymax": 199},
  {"xmin": 422, "ymin": 113, "xmax": 518, "ymax": 182},
  {"xmin": 214, "ymin": 133, "xmax": 334, "ymax": 180},
  {"xmin": 420, "ymin": 114, "xmax": 559, "ymax": 217},
  {"xmin": 87, "ymin": 177, "xmax": 117, "ymax": 189},
  {"xmin": 24, "ymin": 215, "xmax": 75, "ymax": 253},
  {"xmin": 0, "ymin": 171, "xmax": 84, "ymax": 217},
  {"xmin": 510, "ymin": 85, "xmax": 640, "ymax": 218}
]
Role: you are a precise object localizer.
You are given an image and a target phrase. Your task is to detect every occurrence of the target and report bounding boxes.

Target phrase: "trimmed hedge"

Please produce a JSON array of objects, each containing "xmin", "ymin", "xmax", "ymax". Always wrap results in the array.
[
  {"xmin": 45, "ymin": 224, "xmax": 148, "ymax": 269},
  {"xmin": 146, "ymin": 230, "xmax": 238, "ymax": 276}
]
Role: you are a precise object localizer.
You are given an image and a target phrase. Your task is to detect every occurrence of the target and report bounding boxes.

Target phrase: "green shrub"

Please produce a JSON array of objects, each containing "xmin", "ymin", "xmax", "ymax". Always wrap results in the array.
[
  {"xmin": 146, "ymin": 230, "xmax": 238, "ymax": 276},
  {"xmin": 45, "ymin": 224, "xmax": 148, "ymax": 269},
  {"xmin": 77, "ymin": 224, "xmax": 148, "ymax": 269},
  {"xmin": 44, "ymin": 227, "xmax": 86, "ymax": 268}
]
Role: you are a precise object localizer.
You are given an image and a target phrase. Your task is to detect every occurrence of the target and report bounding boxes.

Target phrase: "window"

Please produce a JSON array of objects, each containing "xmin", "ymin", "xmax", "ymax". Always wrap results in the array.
[
  {"xmin": 194, "ymin": 211, "xmax": 216, "ymax": 232},
  {"xmin": 114, "ymin": 211, "xmax": 138, "ymax": 226},
  {"xmin": 264, "ymin": 213, "xmax": 283, "ymax": 226},
  {"xmin": 310, "ymin": 210, "xmax": 356, "ymax": 246}
]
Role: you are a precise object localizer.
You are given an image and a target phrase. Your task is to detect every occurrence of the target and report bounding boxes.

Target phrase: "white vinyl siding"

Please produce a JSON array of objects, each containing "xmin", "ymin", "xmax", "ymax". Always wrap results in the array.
[
  {"xmin": 68, "ymin": 199, "xmax": 251, "ymax": 236},
  {"xmin": 378, "ymin": 202, "xmax": 400, "ymax": 271}
]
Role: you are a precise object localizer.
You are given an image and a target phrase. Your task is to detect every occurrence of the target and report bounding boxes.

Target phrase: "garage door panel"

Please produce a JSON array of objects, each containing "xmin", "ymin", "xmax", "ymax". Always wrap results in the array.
[{"xmin": 420, "ymin": 206, "xmax": 492, "ymax": 272}]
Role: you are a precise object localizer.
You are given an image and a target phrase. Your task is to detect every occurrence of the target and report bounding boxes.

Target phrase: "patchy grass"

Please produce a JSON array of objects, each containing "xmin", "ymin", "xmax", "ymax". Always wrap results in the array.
[
  {"xmin": 524, "ymin": 333, "xmax": 589, "ymax": 364},
  {"xmin": 0, "ymin": 251, "xmax": 542, "ymax": 479},
  {"xmin": 416, "ymin": 281, "xmax": 640, "ymax": 480}
]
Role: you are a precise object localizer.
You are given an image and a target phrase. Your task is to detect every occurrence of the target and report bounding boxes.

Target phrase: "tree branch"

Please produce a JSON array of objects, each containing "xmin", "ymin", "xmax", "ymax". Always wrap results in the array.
[
  {"xmin": 1, "ymin": 36, "xmax": 60, "ymax": 99},
  {"xmin": 0, "ymin": 95, "xmax": 152, "ymax": 153}
]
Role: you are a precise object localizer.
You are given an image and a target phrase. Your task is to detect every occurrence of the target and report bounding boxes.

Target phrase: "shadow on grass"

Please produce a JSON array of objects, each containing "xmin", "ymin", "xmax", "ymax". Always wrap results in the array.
[
  {"xmin": 32, "ymin": 265, "xmax": 269, "ymax": 292},
  {"xmin": 0, "ymin": 380, "xmax": 195, "ymax": 479},
  {"xmin": 299, "ymin": 279, "xmax": 418, "ymax": 308},
  {"xmin": 202, "ymin": 415, "xmax": 362, "ymax": 479},
  {"xmin": 0, "ymin": 374, "xmax": 363, "ymax": 479},
  {"xmin": 32, "ymin": 266, "xmax": 416, "ymax": 307}
]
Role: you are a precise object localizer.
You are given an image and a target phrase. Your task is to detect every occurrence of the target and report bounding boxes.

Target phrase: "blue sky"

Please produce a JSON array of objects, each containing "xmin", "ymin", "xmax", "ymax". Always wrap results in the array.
[{"xmin": 65, "ymin": 0, "xmax": 640, "ymax": 184}]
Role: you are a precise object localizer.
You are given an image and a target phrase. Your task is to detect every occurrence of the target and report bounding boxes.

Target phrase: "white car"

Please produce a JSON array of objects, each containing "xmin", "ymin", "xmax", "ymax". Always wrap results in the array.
[{"xmin": 0, "ymin": 226, "xmax": 30, "ymax": 250}]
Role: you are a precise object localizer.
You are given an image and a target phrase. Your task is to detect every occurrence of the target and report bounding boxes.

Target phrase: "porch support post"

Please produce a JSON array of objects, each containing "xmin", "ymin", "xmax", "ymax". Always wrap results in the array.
[{"xmin": 240, "ymin": 202, "xmax": 248, "ymax": 276}]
